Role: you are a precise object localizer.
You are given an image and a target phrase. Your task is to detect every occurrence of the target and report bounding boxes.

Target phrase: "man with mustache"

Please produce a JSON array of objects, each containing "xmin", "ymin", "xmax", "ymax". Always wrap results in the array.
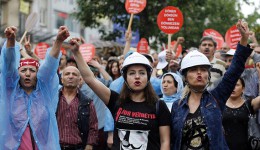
[{"xmin": 199, "ymin": 36, "xmax": 226, "ymax": 90}]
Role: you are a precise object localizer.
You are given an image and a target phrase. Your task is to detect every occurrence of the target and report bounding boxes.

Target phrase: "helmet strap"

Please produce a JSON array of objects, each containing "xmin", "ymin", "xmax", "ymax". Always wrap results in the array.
[
  {"xmin": 124, "ymin": 81, "xmax": 133, "ymax": 92},
  {"xmin": 123, "ymin": 69, "xmax": 151, "ymax": 93},
  {"xmin": 185, "ymin": 81, "xmax": 210, "ymax": 93},
  {"xmin": 124, "ymin": 80, "xmax": 150, "ymax": 93}
]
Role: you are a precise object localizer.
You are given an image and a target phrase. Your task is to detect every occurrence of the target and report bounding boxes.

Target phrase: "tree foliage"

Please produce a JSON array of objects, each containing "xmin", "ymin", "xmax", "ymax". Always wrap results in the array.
[{"xmin": 75, "ymin": 0, "xmax": 259, "ymax": 50}]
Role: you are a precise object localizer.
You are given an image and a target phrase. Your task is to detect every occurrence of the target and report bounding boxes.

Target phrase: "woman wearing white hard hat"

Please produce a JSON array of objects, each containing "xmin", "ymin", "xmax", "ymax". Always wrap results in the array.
[
  {"xmin": 67, "ymin": 39, "xmax": 171, "ymax": 150},
  {"xmin": 171, "ymin": 20, "xmax": 254, "ymax": 150}
]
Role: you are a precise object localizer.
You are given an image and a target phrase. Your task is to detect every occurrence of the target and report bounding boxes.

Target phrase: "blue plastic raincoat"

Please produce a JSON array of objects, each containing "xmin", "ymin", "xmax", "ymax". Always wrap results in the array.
[{"xmin": 0, "ymin": 42, "xmax": 61, "ymax": 150}]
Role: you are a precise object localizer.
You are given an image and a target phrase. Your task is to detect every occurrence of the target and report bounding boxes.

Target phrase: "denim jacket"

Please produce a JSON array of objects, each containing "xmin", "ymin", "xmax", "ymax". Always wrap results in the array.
[{"xmin": 171, "ymin": 44, "xmax": 252, "ymax": 150}]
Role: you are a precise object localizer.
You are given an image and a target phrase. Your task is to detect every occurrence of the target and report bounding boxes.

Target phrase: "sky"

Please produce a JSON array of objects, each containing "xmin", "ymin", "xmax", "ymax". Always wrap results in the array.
[{"xmin": 241, "ymin": 0, "xmax": 260, "ymax": 17}]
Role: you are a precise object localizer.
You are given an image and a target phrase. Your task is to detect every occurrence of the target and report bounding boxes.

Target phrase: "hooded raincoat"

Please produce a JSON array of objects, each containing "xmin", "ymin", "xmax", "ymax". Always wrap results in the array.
[{"xmin": 0, "ymin": 42, "xmax": 61, "ymax": 150}]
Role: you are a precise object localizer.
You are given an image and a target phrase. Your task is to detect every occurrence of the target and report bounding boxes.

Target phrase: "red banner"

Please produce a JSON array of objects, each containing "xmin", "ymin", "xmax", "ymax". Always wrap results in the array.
[
  {"xmin": 203, "ymin": 29, "xmax": 224, "ymax": 50},
  {"xmin": 79, "ymin": 44, "xmax": 96, "ymax": 62},
  {"xmin": 137, "ymin": 38, "xmax": 149, "ymax": 54},
  {"xmin": 125, "ymin": 0, "xmax": 146, "ymax": 14},
  {"xmin": 225, "ymin": 25, "xmax": 241, "ymax": 49},
  {"xmin": 157, "ymin": 6, "xmax": 183, "ymax": 34},
  {"xmin": 34, "ymin": 42, "xmax": 50, "ymax": 59}
]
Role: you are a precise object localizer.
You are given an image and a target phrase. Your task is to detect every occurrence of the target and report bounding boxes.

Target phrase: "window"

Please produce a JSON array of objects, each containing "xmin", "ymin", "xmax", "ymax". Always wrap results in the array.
[
  {"xmin": 39, "ymin": 0, "xmax": 47, "ymax": 26},
  {"xmin": 55, "ymin": 11, "xmax": 79, "ymax": 32},
  {"xmin": 56, "ymin": 11, "xmax": 67, "ymax": 28}
]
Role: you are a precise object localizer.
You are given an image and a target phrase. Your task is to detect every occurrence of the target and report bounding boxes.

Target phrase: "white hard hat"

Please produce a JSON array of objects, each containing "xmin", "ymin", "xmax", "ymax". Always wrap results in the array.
[
  {"xmin": 121, "ymin": 52, "xmax": 153, "ymax": 75},
  {"xmin": 156, "ymin": 50, "xmax": 168, "ymax": 69},
  {"xmin": 221, "ymin": 49, "xmax": 236, "ymax": 57},
  {"xmin": 180, "ymin": 50, "xmax": 211, "ymax": 75}
]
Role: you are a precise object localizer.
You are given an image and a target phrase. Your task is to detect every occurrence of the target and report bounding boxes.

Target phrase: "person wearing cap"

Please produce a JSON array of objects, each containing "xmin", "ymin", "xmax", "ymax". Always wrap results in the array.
[
  {"xmin": 157, "ymin": 43, "xmax": 182, "ymax": 77},
  {"xmin": 199, "ymin": 36, "xmax": 226, "ymax": 89},
  {"xmin": 221, "ymin": 49, "xmax": 236, "ymax": 69},
  {"xmin": 0, "ymin": 26, "xmax": 70, "ymax": 149},
  {"xmin": 156, "ymin": 50, "xmax": 168, "ymax": 76},
  {"xmin": 68, "ymin": 37, "xmax": 171, "ymax": 150},
  {"xmin": 171, "ymin": 20, "xmax": 253, "ymax": 150}
]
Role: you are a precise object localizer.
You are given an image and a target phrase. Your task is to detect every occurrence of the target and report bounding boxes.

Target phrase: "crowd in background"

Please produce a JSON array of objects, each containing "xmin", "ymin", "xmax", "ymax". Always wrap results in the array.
[{"xmin": 0, "ymin": 20, "xmax": 260, "ymax": 150}]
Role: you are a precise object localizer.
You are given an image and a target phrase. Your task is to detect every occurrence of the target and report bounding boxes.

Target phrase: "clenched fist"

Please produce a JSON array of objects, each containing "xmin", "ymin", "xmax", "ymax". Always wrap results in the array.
[
  {"xmin": 4, "ymin": 26, "xmax": 17, "ymax": 39},
  {"xmin": 56, "ymin": 26, "xmax": 70, "ymax": 42}
]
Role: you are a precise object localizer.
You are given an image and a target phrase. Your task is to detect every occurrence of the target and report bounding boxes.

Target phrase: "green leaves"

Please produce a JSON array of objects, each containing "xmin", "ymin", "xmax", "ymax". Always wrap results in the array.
[{"xmin": 75, "ymin": 0, "xmax": 259, "ymax": 50}]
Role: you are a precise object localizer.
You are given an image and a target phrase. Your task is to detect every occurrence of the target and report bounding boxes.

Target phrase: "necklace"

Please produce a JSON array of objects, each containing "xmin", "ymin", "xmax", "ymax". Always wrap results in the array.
[{"xmin": 228, "ymin": 98, "xmax": 244, "ymax": 108}]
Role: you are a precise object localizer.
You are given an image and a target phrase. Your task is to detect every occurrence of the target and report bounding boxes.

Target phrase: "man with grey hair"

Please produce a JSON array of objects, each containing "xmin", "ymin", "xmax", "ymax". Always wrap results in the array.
[{"xmin": 199, "ymin": 36, "xmax": 226, "ymax": 90}]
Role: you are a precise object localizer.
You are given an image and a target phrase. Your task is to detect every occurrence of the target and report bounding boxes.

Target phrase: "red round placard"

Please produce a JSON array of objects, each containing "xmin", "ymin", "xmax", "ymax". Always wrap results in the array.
[
  {"xmin": 34, "ymin": 42, "xmax": 50, "ymax": 59},
  {"xmin": 79, "ymin": 44, "xmax": 96, "ymax": 62},
  {"xmin": 137, "ymin": 38, "xmax": 149, "ymax": 54},
  {"xmin": 157, "ymin": 6, "xmax": 183, "ymax": 34},
  {"xmin": 225, "ymin": 25, "xmax": 241, "ymax": 49},
  {"xmin": 125, "ymin": 0, "xmax": 146, "ymax": 14}
]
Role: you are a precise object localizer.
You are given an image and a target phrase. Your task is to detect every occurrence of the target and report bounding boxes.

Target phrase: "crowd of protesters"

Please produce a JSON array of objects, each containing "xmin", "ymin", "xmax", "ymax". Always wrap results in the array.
[{"xmin": 0, "ymin": 19, "xmax": 260, "ymax": 150}]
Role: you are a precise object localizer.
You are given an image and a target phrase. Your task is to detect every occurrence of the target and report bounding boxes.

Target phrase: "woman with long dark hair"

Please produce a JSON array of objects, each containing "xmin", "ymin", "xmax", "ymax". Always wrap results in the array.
[{"xmin": 67, "ymin": 38, "xmax": 171, "ymax": 150}]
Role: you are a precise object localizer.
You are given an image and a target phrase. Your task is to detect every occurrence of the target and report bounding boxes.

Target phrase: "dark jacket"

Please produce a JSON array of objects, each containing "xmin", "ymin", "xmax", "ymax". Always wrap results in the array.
[
  {"xmin": 58, "ymin": 89, "xmax": 91, "ymax": 147},
  {"xmin": 171, "ymin": 44, "xmax": 253, "ymax": 150}
]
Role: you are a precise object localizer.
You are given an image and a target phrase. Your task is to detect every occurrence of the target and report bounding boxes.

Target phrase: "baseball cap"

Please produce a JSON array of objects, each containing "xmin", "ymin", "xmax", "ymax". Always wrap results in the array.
[
  {"xmin": 156, "ymin": 50, "xmax": 168, "ymax": 69},
  {"xmin": 221, "ymin": 49, "xmax": 236, "ymax": 57}
]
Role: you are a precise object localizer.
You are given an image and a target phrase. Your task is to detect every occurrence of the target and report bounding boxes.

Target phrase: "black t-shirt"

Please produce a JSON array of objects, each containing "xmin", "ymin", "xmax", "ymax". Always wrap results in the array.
[
  {"xmin": 108, "ymin": 90, "xmax": 171, "ymax": 150},
  {"xmin": 181, "ymin": 107, "xmax": 209, "ymax": 150},
  {"xmin": 222, "ymin": 100, "xmax": 253, "ymax": 150}
]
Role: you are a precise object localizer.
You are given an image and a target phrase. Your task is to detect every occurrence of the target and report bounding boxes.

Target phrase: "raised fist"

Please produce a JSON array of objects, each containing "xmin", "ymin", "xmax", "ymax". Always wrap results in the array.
[
  {"xmin": 56, "ymin": 26, "xmax": 70, "ymax": 42},
  {"xmin": 236, "ymin": 19, "xmax": 252, "ymax": 39},
  {"xmin": 177, "ymin": 37, "xmax": 185, "ymax": 44},
  {"xmin": 4, "ymin": 26, "xmax": 17, "ymax": 39},
  {"xmin": 69, "ymin": 37, "xmax": 81, "ymax": 53}
]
